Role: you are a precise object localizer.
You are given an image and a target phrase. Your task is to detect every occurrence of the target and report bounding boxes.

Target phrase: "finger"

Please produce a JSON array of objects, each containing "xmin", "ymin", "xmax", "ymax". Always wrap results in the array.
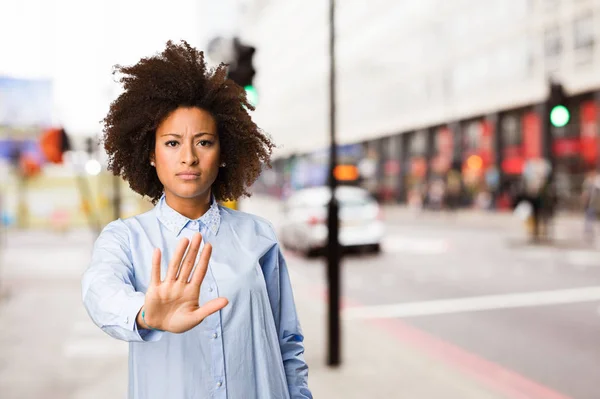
[
  {"xmin": 192, "ymin": 297, "xmax": 229, "ymax": 323},
  {"xmin": 166, "ymin": 237, "xmax": 189, "ymax": 281},
  {"xmin": 190, "ymin": 242, "xmax": 212, "ymax": 286},
  {"xmin": 178, "ymin": 232, "xmax": 202, "ymax": 283},
  {"xmin": 150, "ymin": 248, "xmax": 161, "ymax": 285}
]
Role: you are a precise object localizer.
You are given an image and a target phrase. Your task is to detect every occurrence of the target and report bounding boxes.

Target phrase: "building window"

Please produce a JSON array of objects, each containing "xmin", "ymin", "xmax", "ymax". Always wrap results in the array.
[
  {"xmin": 544, "ymin": 25, "xmax": 563, "ymax": 59},
  {"xmin": 410, "ymin": 130, "xmax": 427, "ymax": 156},
  {"xmin": 501, "ymin": 114, "xmax": 521, "ymax": 147},
  {"xmin": 573, "ymin": 13, "xmax": 595, "ymax": 66}
]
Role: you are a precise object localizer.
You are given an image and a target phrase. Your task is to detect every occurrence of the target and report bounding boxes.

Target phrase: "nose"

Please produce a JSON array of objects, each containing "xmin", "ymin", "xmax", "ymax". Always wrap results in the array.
[{"xmin": 180, "ymin": 142, "xmax": 199, "ymax": 165}]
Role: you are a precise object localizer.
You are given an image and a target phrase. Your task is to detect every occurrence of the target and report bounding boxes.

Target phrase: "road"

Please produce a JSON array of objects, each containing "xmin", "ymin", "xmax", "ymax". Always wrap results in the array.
[
  {"xmin": 1, "ymin": 198, "xmax": 599, "ymax": 398},
  {"xmin": 243, "ymin": 196, "xmax": 600, "ymax": 399}
]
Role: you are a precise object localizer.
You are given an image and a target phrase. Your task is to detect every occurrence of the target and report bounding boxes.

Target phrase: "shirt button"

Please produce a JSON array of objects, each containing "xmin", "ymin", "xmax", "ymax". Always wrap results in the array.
[
  {"xmin": 212, "ymin": 333, "xmax": 218, "ymax": 339},
  {"xmin": 124, "ymin": 316, "xmax": 129, "ymax": 324},
  {"xmin": 209, "ymin": 286, "xmax": 214, "ymax": 292},
  {"xmin": 216, "ymin": 381, "xmax": 222, "ymax": 388}
]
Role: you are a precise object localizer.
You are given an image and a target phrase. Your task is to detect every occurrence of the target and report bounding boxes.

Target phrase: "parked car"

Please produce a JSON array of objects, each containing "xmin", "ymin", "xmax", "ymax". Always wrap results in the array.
[{"xmin": 280, "ymin": 186, "xmax": 384, "ymax": 256}]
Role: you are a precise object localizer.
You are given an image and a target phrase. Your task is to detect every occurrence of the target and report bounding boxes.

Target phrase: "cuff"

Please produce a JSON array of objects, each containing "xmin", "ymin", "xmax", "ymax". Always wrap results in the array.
[{"xmin": 124, "ymin": 293, "xmax": 163, "ymax": 342}]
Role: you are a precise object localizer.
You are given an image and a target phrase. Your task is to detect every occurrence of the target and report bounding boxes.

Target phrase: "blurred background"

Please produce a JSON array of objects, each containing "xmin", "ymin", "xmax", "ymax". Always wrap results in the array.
[{"xmin": 1, "ymin": 0, "xmax": 600, "ymax": 398}]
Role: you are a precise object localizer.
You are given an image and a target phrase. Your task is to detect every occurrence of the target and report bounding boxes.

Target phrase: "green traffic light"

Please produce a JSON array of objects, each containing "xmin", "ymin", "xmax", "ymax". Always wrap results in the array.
[
  {"xmin": 550, "ymin": 105, "xmax": 570, "ymax": 127},
  {"xmin": 244, "ymin": 85, "xmax": 258, "ymax": 107}
]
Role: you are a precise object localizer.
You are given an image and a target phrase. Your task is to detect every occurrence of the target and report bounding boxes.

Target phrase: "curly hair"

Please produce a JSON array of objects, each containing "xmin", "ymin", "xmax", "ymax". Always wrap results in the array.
[{"xmin": 102, "ymin": 40, "xmax": 274, "ymax": 204}]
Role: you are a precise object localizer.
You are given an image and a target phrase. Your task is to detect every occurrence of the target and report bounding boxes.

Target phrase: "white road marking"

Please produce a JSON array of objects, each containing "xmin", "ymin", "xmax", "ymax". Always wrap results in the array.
[
  {"xmin": 382, "ymin": 235, "xmax": 449, "ymax": 254},
  {"xmin": 343, "ymin": 286, "xmax": 600, "ymax": 320},
  {"xmin": 566, "ymin": 250, "xmax": 600, "ymax": 268}
]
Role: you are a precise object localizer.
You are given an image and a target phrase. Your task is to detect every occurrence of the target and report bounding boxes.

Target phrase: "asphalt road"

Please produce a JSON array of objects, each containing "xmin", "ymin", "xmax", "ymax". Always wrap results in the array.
[
  {"xmin": 244, "ymin": 198, "xmax": 600, "ymax": 399},
  {"xmin": 2, "ymin": 198, "xmax": 599, "ymax": 399}
]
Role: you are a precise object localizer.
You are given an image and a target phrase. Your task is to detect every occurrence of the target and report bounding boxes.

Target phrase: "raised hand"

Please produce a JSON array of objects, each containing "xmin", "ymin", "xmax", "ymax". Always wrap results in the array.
[{"xmin": 139, "ymin": 232, "xmax": 228, "ymax": 333}]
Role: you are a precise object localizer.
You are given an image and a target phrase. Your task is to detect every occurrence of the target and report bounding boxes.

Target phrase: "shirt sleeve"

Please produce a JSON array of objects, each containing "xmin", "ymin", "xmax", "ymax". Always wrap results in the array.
[
  {"xmin": 81, "ymin": 219, "xmax": 163, "ymax": 343},
  {"xmin": 260, "ymin": 239, "xmax": 313, "ymax": 399}
]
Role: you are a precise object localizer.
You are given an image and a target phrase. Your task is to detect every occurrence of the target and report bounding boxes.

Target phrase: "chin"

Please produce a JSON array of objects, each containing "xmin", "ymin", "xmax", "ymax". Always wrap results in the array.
[{"xmin": 170, "ymin": 186, "xmax": 211, "ymax": 200}]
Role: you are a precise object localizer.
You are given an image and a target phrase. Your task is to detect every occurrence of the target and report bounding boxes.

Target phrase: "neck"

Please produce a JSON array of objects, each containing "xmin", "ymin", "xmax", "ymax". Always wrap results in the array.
[{"xmin": 164, "ymin": 190, "xmax": 212, "ymax": 220}]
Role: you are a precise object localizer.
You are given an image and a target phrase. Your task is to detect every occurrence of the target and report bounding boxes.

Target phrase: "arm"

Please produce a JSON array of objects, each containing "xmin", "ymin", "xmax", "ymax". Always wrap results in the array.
[
  {"xmin": 261, "ymin": 243, "xmax": 312, "ymax": 399},
  {"xmin": 81, "ymin": 220, "xmax": 163, "ymax": 342}
]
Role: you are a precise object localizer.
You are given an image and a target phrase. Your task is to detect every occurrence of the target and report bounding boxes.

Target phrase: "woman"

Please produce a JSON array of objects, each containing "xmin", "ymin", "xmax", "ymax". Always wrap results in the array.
[{"xmin": 82, "ymin": 40, "xmax": 312, "ymax": 399}]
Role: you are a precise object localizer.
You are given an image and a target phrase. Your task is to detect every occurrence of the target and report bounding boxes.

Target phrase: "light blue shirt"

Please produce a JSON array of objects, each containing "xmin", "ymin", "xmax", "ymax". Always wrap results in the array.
[{"xmin": 82, "ymin": 195, "xmax": 312, "ymax": 399}]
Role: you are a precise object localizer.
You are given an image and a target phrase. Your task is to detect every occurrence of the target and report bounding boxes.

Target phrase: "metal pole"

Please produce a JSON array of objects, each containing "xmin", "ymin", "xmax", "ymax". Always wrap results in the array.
[{"xmin": 327, "ymin": 0, "xmax": 341, "ymax": 367}]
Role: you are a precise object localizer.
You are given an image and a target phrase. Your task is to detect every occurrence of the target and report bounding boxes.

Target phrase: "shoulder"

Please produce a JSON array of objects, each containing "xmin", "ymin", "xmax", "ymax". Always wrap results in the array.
[
  {"xmin": 98, "ymin": 207, "xmax": 156, "ymax": 246},
  {"xmin": 218, "ymin": 205, "xmax": 277, "ymax": 241}
]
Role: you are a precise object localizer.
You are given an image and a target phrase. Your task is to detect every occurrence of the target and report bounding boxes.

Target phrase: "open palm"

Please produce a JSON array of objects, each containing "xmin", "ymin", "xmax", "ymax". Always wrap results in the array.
[{"xmin": 142, "ymin": 232, "xmax": 228, "ymax": 333}]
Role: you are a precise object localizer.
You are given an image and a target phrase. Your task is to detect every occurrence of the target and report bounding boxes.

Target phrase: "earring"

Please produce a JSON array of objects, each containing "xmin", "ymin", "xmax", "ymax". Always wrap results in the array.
[
  {"xmin": 220, "ymin": 162, "xmax": 226, "ymax": 167},
  {"xmin": 150, "ymin": 161, "xmax": 155, "ymax": 166}
]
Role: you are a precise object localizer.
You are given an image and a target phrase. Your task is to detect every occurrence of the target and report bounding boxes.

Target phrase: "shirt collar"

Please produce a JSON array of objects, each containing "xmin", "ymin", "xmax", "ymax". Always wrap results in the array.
[{"xmin": 156, "ymin": 194, "xmax": 221, "ymax": 236}]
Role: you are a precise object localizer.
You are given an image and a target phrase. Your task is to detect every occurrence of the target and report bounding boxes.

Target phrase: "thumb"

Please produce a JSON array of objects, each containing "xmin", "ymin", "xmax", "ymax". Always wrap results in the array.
[{"xmin": 192, "ymin": 297, "xmax": 229, "ymax": 323}]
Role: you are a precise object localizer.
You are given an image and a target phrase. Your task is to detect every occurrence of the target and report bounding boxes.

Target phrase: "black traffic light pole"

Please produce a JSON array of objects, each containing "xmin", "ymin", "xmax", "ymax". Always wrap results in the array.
[
  {"xmin": 327, "ymin": 0, "xmax": 341, "ymax": 367},
  {"xmin": 543, "ymin": 80, "xmax": 569, "ymax": 183}
]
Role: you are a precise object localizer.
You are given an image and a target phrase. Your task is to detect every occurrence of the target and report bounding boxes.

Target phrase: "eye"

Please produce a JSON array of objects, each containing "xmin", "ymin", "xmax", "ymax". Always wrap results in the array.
[
  {"xmin": 198, "ymin": 140, "xmax": 213, "ymax": 147},
  {"xmin": 165, "ymin": 140, "xmax": 179, "ymax": 147}
]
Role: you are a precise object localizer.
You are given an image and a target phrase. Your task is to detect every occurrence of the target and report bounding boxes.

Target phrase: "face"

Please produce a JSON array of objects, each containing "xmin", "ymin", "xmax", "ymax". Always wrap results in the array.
[{"xmin": 152, "ymin": 107, "xmax": 220, "ymax": 207}]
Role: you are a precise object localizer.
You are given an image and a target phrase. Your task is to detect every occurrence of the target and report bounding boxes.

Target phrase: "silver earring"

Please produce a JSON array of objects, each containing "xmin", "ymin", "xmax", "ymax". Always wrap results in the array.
[
  {"xmin": 220, "ymin": 162, "xmax": 226, "ymax": 167},
  {"xmin": 150, "ymin": 161, "xmax": 155, "ymax": 166}
]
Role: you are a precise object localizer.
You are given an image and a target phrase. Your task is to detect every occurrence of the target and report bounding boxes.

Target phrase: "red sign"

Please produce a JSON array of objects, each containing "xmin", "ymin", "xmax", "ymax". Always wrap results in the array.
[
  {"xmin": 411, "ymin": 157, "xmax": 427, "ymax": 178},
  {"xmin": 553, "ymin": 138, "xmax": 581, "ymax": 156},
  {"xmin": 502, "ymin": 157, "xmax": 524, "ymax": 175},
  {"xmin": 480, "ymin": 120, "xmax": 494, "ymax": 167},
  {"xmin": 580, "ymin": 101, "xmax": 598, "ymax": 165},
  {"xmin": 522, "ymin": 112, "xmax": 541, "ymax": 160}
]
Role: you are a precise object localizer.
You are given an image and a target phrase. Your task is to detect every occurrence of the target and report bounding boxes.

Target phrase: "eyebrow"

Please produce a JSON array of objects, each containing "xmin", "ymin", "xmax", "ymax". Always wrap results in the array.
[{"xmin": 160, "ymin": 132, "xmax": 216, "ymax": 138}]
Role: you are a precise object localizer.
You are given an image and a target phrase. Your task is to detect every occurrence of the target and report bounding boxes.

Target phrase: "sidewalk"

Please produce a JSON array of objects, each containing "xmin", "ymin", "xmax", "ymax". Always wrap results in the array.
[{"xmin": 0, "ymin": 229, "xmax": 507, "ymax": 399}]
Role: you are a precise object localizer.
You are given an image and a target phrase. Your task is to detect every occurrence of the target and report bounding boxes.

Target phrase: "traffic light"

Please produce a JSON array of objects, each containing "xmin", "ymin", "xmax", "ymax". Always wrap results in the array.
[
  {"xmin": 548, "ymin": 82, "xmax": 570, "ymax": 128},
  {"xmin": 40, "ymin": 127, "xmax": 71, "ymax": 164},
  {"xmin": 227, "ymin": 38, "xmax": 257, "ymax": 106}
]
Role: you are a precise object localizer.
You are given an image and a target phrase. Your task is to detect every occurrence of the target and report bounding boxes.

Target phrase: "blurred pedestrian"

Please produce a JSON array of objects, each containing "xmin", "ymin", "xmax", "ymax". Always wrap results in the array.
[
  {"xmin": 81, "ymin": 41, "xmax": 311, "ymax": 399},
  {"xmin": 428, "ymin": 178, "xmax": 445, "ymax": 211},
  {"xmin": 445, "ymin": 168, "xmax": 462, "ymax": 211},
  {"xmin": 539, "ymin": 178, "xmax": 557, "ymax": 240},
  {"xmin": 582, "ymin": 169, "xmax": 600, "ymax": 242},
  {"xmin": 512, "ymin": 178, "xmax": 542, "ymax": 242}
]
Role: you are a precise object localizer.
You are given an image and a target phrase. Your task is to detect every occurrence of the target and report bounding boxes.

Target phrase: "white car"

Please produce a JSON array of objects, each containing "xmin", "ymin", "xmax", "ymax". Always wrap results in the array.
[{"xmin": 280, "ymin": 186, "xmax": 384, "ymax": 256}]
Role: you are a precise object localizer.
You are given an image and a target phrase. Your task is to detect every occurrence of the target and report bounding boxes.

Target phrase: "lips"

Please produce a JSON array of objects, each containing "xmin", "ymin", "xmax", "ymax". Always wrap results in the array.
[{"xmin": 176, "ymin": 172, "xmax": 200, "ymax": 180}]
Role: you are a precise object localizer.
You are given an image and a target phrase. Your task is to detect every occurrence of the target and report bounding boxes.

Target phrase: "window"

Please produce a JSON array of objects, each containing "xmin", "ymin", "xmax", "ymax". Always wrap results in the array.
[
  {"xmin": 544, "ymin": 25, "xmax": 563, "ymax": 59},
  {"xmin": 501, "ymin": 114, "xmax": 521, "ymax": 146},
  {"xmin": 574, "ymin": 14, "xmax": 594, "ymax": 50},
  {"xmin": 410, "ymin": 130, "xmax": 427, "ymax": 156},
  {"xmin": 573, "ymin": 13, "xmax": 595, "ymax": 66}
]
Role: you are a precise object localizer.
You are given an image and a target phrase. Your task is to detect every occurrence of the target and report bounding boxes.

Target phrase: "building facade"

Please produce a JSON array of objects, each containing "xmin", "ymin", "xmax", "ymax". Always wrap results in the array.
[{"xmin": 241, "ymin": 0, "xmax": 600, "ymax": 207}]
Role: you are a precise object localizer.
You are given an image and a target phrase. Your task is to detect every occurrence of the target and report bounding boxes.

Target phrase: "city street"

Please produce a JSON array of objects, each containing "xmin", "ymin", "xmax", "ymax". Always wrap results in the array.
[
  {"xmin": 242, "ymin": 196, "xmax": 600, "ymax": 399},
  {"xmin": 0, "ymin": 197, "xmax": 599, "ymax": 398}
]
